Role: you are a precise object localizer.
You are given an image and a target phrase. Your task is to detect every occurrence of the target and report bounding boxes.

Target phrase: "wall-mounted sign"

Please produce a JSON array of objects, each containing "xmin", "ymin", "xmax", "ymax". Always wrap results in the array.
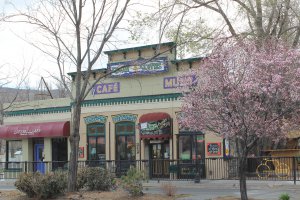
[
  {"xmin": 207, "ymin": 142, "xmax": 221, "ymax": 156},
  {"xmin": 140, "ymin": 118, "xmax": 171, "ymax": 135},
  {"xmin": 112, "ymin": 113, "xmax": 138, "ymax": 123},
  {"xmin": 79, "ymin": 147, "xmax": 84, "ymax": 158},
  {"xmin": 108, "ymin": 57, "xmax": 168, "ymax": 77},
  {"xmin": 92, "ymin": 82, "xmax": 120, "ymax": 95},
  {"xmin": 84, "ymin": 115, "xmax": 107, "ymax": 124},
  {"xmin": 164, "ymin": 75, "xmax": 196, "ymax": 89}
]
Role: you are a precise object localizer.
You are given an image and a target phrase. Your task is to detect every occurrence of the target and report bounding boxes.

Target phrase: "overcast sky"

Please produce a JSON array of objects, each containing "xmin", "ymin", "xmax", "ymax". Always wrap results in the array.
[
  {"xmin": 0, "ymin": 0, "xmax": 228, "ymax": 89},
  {"xmin": 0, "ymin": 0, "xmax": 158, "ymax": 89}
]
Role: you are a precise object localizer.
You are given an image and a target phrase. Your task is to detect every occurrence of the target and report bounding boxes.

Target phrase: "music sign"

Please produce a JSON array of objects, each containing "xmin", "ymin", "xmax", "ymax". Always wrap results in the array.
[{"xmin": 207, "ymin": 142, "xmax": 221, "ymax": 156}]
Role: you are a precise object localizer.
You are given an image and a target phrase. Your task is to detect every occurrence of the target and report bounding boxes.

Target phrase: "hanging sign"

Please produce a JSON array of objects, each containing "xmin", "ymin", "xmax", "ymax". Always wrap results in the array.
[
  {"xmin": 207, "ymin": 142, "xmax": 221, "ymax": 156},
  {"xmin": 224, "ymin": 138, "xmax": 230, "ymax": 158},
  {"xmin": 108, "ymin": 57, "xmax": 168, "ymax": 77}
]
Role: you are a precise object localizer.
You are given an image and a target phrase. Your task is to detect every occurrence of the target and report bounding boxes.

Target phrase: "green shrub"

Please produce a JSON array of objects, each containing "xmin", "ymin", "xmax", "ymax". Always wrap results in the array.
[
  {"xmin": 83, "ymin": 167, "xmax": 114, "ymax": 191},
  {"xmin": 15, "ymin": 171, "xmax": 67, "ymax": 199},
  {"xmin": 279, "ymin": 193, "xmax": 290, "ymax": 200},
  {"xmin": 120, "ymin": 167, "xmax": 145, "ymax": 197}
]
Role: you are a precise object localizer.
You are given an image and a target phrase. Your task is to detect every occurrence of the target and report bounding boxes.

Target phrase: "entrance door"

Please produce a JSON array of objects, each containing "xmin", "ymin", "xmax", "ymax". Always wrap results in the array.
[
  {"xmin": 52, "ymin": 138, "xmax": 68, "ymax": 170},
  {"xmin": 150, "ymin": 142, "xmax": 169, "ymax": 178},
  {"xmin": 34, "ymin": 144, "xmax": 45, "ymax": 173}
]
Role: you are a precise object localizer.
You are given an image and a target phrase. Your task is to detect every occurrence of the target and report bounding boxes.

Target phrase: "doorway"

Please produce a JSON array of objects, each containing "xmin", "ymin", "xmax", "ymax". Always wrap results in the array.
[
  {"xmin": 34, "ymin": 144, "xmax": 45, "ymax": 173},
  {"xmin": 149, "ymin": 141, "xmax": 170, "ymax": 178},
  {"xmin": 52, "ymin": 138, "xmax": 68, "ymax": 170}
]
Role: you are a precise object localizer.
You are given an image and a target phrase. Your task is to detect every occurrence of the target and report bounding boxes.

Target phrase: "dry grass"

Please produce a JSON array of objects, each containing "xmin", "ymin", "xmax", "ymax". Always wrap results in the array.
[
  {"xmin": 160, "ymin": 182, "xmax": 177, "ymax": 197},
  {"xmin": 0, "ymin": 189, "xmax": 176, "ymax": 200},
  {"xmin": 213, "ymin": 196, "xmax": 262, "ymax": 200}
]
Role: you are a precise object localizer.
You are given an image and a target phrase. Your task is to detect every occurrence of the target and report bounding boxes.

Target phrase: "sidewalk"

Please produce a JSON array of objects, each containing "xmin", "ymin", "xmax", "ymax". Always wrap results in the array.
[
  {"xmin": 0, "ymin": 178, "xmax": 298, "ymax": 188},
  {"xmin": 143, "ymin": 179, "xmax": 299, "ymax": 190}
]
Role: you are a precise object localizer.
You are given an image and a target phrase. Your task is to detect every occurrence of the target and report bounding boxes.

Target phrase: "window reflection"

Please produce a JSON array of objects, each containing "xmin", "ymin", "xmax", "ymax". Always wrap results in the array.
[
  {"xmin": 116, "ymin": 122, "xmax": 136, "ymax": 161},
  {"xmin": 87, "ymin": 123, "xmax": 105, "ymax": 160}
]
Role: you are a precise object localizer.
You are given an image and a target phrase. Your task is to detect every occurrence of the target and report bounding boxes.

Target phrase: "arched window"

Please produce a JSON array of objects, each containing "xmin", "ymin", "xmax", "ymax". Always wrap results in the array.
[
  {"xmin": 87, "ymin": 123, "xmax": 105, "ymax": 160},
  {"xmin": 115, "ymin": 122, "xmax": 135, "ymax": 161}
]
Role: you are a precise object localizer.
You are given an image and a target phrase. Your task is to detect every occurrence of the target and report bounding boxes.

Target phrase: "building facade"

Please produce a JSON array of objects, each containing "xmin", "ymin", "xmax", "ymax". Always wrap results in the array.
[{"xmin": 0, "ymin": 42, "xmax": 227, "ymax": 178}]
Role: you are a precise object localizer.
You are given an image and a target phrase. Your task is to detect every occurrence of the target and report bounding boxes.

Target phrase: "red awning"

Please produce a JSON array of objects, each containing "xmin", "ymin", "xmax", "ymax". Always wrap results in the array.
[
  {"xmin": 139, "ymin": 112, "xmax": 170, "ymax": 123},
  {"xmin": 0, "ymin": 121, "xmax": 70, "ymax": 139},
  {"xmin": 139, "ymin": 112, "xmax": 171, "ymax": 140}
]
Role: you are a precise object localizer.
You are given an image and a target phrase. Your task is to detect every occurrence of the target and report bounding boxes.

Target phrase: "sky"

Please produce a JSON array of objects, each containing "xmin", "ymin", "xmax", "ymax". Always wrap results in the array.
[
  {"xmin": 0, "ymin": 0, "xmax": 156, "ymax": 89},
  {"xmin": 0, "ymin": 0, "xmax": 230, "ymax": 89}
]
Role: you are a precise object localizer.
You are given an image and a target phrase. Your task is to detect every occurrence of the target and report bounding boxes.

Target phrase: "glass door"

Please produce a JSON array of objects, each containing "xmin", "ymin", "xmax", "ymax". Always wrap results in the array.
[{"xmin": 150, "ymin": 142, "xmax": 169, "ymax": 178}]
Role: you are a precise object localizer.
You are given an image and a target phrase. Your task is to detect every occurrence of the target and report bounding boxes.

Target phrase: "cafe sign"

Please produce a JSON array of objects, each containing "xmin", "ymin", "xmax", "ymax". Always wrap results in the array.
[
  {"xmin": 108, "ymin": 57, "xmax": 168, "ymax": 77},
  {"xmin": 92, "ymin": 82, "xmax": 120, "ymax": 95}
]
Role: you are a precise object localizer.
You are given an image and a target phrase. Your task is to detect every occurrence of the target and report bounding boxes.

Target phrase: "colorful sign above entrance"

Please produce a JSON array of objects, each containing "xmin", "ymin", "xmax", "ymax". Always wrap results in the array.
[
  {"xmin": 112, "ymin": 114, "xmax": 138, "ymax": 123},
  {"xmin": 164, "ymin": 75, "xmax": 196, "ymax": 89},
  {"xmin": 84, "ymin": 115, "xmax": 107, "ymax": 124},
  {"xmin": 92, "ymin": 82, "xmax": 120, "ymax": 95},
  {"xmin": 108, "ymin": 57, "xmax": 168, "ymax": 77},
  {"xmin": 140, "ymin": 118, "xmax": 171, "ymax": 136}
]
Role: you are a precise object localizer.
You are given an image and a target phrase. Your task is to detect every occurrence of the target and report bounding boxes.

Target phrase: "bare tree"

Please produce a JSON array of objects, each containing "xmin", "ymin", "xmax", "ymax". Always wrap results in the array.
[
  {"xmin": 129, "ymin": 0, "xmax": 300, "ymax": 58},
  {"xmin": 2, "ymin": 0, "xmax": 133, "ymax": 191}
]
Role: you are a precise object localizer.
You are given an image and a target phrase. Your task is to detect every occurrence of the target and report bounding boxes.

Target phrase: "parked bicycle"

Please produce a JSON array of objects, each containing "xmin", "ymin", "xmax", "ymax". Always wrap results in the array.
[{"xmin": 256, "ymin": 158, "xmax": 290, "ymax": 179}]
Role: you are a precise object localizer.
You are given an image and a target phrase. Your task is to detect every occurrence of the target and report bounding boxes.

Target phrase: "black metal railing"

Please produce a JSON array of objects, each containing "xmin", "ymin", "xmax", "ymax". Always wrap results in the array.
[{"xmin": 0, "ymin": 157, "xmax": 299, "ymax": 183}]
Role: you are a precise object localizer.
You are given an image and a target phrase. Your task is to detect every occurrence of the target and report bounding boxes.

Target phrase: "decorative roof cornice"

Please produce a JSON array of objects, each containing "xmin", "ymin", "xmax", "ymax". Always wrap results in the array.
[
  {"xmin": 5, "ymin": 106, "xmax": 71, "ymax": 117},
  {"xmin": 81, "ymin": 93, "xmax": 182, "ymax": 107},
  {"xmin": 171, "ymin": 57, "xmax": 204, "ymax": 64},
  {"xmin": 104, "ymin": 42, "xmax": 176, "ymax": 55},
  {"xmin": 67, "ymin": 68, "xmax": 107, "ymax": 76},
  {"xmin": 5, "ymin": 93, "xmax": 182, "ymax": 117}
]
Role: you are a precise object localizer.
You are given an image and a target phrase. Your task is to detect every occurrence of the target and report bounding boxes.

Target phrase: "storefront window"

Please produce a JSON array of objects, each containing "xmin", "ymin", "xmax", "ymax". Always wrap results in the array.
[
  {"xmin": 178, "ymin": 134, "xmax": 204, "ymax": 160},
  {"xmin": 87, "ymin": 123, "xmax": 105, "ymax": 160},
  {"xmin": 116, "ymin": 122, "xmax": 135, "ymax": 160},
  {"xmin": 7, "ymin": 140, "xmax": 22, "ymax": 162}
]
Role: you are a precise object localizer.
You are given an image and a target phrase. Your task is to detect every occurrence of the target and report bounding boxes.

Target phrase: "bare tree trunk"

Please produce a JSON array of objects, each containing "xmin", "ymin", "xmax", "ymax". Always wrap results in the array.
[
  {"xmin": 0, "ymin": 104, "xmax": 4, "ymax": 156},
  {"xmin": 67, "ymin": 102, "xmax": 81, "ymax": 191},
  {"xmin": 0, "ymin": 103, "xmax": 3, "ymax": 125},
  {"xmin": 238, "ymin": 155, "xmax": 248, "ymax": 200}
]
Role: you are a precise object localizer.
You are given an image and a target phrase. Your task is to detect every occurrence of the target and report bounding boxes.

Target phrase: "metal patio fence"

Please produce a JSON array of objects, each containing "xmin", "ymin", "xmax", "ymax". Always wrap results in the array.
[{"xmin": 1, "ymin": 157, "xmax": 299, "ymax": 183}]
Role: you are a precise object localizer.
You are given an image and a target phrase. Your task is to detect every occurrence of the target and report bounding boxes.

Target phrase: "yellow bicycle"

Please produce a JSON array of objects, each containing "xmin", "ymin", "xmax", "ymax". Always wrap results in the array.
[{"xmin": 256, "ymin": 158, "xmax": 290, "ymax": 179}]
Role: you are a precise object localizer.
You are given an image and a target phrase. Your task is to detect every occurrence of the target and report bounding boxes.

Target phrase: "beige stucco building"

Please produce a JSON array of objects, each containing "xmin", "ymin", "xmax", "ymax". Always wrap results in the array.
[{"xmin": 0, "ymin": 42, "xmax": 227, "ymax": 179}]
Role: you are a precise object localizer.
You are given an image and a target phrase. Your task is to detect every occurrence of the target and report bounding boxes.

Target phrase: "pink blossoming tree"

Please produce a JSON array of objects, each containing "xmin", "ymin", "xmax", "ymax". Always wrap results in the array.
[{"xmin": 179, "ymin": 38, "xmax": 300, "ymax": 200}]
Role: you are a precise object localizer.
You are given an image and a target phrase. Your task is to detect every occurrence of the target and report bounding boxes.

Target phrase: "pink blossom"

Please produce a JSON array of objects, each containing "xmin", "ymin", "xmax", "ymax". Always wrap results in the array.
[{"xmin": 178, "ymin": 38, "xmax": 300, "ymax": 153}]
